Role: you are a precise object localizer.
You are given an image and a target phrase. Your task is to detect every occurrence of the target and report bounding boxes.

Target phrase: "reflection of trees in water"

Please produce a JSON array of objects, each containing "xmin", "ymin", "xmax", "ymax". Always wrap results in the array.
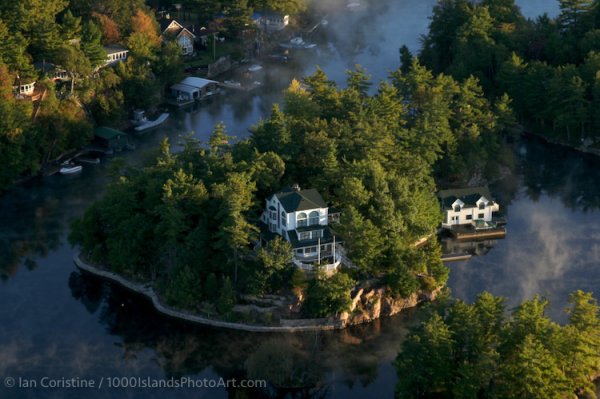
[
  {"xmin": 520, "ymin": 137, "xmax": 600, "ymax": 211},
  {"xmin": 68, "ymin": 275, "xmax": 413, "ymax": 396},
  {"xmin": 0, "ymin": 193, "xmax": 63, "ymax": 280}
]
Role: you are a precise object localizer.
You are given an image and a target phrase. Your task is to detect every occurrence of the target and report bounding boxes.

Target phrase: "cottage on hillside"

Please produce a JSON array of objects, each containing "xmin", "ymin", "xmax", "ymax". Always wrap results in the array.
[
  {"xmin": 252, "ymin": 12, "xmax": 289, "ymax": 32},
  {"xmin": 260, "ymin": 186, "xmax": 342, "ymax": 273},
  {"xmin": 160, "ymin": 18, "xmax": 196, "ymax": 55},
  {"xmin": 438, "ymin": 187, "xmax": 500, "ymax": 228},
  {"xmin": 104, "ymin": 45, "xmax": 129, "ymax": 66},
  {"xmin": 12, "ymin": 80, "xmax": 36, "ymax": 97}
]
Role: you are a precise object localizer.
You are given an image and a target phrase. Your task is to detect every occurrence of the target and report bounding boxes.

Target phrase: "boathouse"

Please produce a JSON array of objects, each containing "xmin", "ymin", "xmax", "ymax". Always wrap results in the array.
[
  {"xmin": 170, "ymin": 77, "xmax": 218, "ymax": 102},
  {"xmin": 438, "ymin": 187, "xmax": 500, "ymax": 228},
  {"xmin": 94, "ymin": 127, "xmax": 131, "ymax": 152}
]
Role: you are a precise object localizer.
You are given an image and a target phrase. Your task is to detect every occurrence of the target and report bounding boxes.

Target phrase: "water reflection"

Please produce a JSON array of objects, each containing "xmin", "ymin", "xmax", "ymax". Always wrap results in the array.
[
  {"xmin": 62, "ymin": 273, "xmax": 414, "ymax": 398},
  {"xmin": 448, "ymin": 137, "xmax": 600, "ymax": 321}
]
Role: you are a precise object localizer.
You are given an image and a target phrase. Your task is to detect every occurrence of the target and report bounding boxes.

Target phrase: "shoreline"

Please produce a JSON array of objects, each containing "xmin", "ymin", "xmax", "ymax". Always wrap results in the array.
[
  {"xmin": 522, "ymin": 130, "xmax": 600, "ymax": 158},
  {"xmin": 73, "ymin": 253, "xmax": 428, "ymax": 333}
]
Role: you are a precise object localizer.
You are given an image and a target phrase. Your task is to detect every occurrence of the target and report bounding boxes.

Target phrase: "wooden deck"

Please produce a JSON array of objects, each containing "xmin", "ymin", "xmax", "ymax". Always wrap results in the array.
[
  {"xmin": 447, "ymin": 225, "xmax": 507, "ymax": 240},
  {"xmin": 441, "ymin": 253, "xmax": 473, "ymax": 262}
]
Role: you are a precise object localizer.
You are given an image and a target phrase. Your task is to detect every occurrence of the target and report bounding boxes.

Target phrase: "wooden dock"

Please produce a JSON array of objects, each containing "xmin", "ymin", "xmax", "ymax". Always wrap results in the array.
[
  {"xmin": 218, "ymin": 81, "xmax": 262, "ymax": 92},
  {"xmin": 441, "ymin": 253, "xmax": 473, "ymax": 262},
  {"xmin": 450, "ymin": 226, "xmax": 506, "ymax": 240}
]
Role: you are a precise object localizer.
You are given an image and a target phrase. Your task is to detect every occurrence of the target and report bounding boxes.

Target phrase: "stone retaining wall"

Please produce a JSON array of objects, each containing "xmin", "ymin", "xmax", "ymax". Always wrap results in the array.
[{"xmin": 73, "ymin": 253, "xmax": 438, "ymax": 333}]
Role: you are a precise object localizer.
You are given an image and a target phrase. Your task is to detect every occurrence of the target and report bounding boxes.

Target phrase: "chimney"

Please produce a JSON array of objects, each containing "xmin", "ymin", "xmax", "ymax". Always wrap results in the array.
[{"xmin": 291, "ymin": 183, "xmax": 301, "ymax": 192}]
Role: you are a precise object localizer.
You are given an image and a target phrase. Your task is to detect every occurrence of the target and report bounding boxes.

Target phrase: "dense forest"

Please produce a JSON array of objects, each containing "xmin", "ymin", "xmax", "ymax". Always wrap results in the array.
[
  {"xmin": 0, "ymin": 0, "xmax": 306, "ymax": 193},
  {"xmin": 396, "ymin": 291, "xmax": 600, "ymax": 398},
  {"xmin": 70, "ymin": 55, "xmax": 515, "ymax": 318},
  {"xmin": 411, "ymin": 0, "xmax": 600, "ymax": 145}
]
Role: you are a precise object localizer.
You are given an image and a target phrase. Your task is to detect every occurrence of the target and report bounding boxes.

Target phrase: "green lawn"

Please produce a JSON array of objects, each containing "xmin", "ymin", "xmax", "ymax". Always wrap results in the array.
[{"xmin": 184, "ymin": 41, "xmax": 242, "ymax": 67}]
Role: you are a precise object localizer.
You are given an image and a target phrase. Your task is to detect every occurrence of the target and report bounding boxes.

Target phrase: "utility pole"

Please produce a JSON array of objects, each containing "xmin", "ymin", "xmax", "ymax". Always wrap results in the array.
[{"xmin": 212, "ymin": 33, "xmax": 216, "ymax": 60}]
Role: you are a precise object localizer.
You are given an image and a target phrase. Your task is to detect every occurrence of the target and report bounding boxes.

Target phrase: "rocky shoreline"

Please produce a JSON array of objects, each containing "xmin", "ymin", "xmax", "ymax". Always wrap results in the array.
[{"xmin": 74, "ymin": 253, "xmax": 440, "ymax": 333}]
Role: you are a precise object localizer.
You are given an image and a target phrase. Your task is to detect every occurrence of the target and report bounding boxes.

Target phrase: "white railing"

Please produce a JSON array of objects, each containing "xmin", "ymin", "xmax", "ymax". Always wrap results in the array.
[{"xmin": 293, "ymin": 253, "xmax": 342, "ymax": 273}]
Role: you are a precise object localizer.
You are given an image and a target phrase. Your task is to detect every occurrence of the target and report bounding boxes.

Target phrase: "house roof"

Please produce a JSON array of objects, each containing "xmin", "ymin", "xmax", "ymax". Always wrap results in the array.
[
  {"xmin": 438, "ymin": 186, "xmax": 494, "ymax": 209},
  {"xmin": 259, "ymin": 223, "xmax": 340, "ymax": 249},
  {"xmin": 170, "ymin": 82, "xmax": 199, "ymax": 94},
  {"xmin": 274, "ymin": 187, "xmax": 327, "ymax": 213},
  {"xmin": 160, "ymin": 19, "xmax": 196, "ymax": 39},
  {"xmin": 180, "ymin": 77, "xmax": 217, "ymax": 89},
  {"xmin": 104, "ymin": 44, "xmax": 128, "ymax": 55},
  {"xmin": 94, "ymin": 127, "xmax": 129, "ymax": 140},
  {"xmin": 287, "ymin": 226, "xmax": 336, "ymax": 249}
]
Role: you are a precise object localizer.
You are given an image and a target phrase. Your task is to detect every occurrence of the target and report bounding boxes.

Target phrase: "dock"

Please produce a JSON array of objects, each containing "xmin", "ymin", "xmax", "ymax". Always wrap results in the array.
[
  {"xmin": 447, "ymin": 225, "xmax": 507, "ymax": 240},
  {"xmin": 441, "ymin": 253, "xmax": 473, "ymax": 262},
  {"xmin": 218, "ymin": 81, "xmax": 262, "ymax": 92}
]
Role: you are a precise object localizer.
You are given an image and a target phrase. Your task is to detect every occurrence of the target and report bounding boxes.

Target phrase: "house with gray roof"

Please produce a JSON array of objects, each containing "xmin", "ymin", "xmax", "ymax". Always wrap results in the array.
[
  {"xmin": 160, "ymin": 18, "xmax": 196, "ymax": 55},
  {"xmin": 438, "ymin": 186, "xmax": 500, "ymax": 228},
  {"xmin": 260, "ymin": 185, "xmax": 342, "ymax": 273}
]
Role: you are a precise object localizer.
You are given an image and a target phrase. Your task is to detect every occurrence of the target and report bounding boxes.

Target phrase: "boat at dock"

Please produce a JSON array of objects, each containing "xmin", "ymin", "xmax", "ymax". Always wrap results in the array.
[
  {"xmin": 134, "ymin": 113, "xmax": 170, "ymax": 133},
  {"xmin": 279, "ymin": 37, "xmax": 317, "ymax": 49},
  {"xmin": 59, "ymin": 163, "xmax": 82, "ymax": 175}
]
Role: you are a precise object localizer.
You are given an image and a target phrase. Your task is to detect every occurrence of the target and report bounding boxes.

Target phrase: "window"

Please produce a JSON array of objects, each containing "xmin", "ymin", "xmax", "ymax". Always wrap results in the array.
[
  {"xmin": 299, "ymin": 231, "xmax": 311, "ymax": 241},
  {"xmin": 478, "ymin": 213, "xmax": 484, "ymax": 219},
  {"xmin": 270, "ymin": 211, "xmax": 277, "ymax": 219},
  {"xmin": 479, "ymin": 202, "xmax": 485, "ymax": 210},
  {"xmin": 466, "ymin": 215, "xmax": 472, "ymax": 220},
  {"xmin": 309, "ymin": 211, "xmax": 319, "ymax": 225},
  {"xmin": 297, "ymin": 212, "xmax": 307, "ymax": 227},
  {"xmin": 454, "ymin": 205, "xmax": 461, "ymax": 212},
  {"xmin": 281, "ymin": 211, "xmax": 287, "ymax": 226},
  {"xmin": 312, "ymin": 230, "xmax": 323, "ymax": 239}
]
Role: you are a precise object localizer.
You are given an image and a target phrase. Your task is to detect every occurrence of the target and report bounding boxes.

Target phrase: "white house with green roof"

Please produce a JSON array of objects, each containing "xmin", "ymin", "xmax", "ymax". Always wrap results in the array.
[
  {"xmin": 260, "ymin": 186, "xmax": 342, "ymax": 273},
  {"xmin": 438, "ymin": 187, "xmax": 500, "ymax": 228}
]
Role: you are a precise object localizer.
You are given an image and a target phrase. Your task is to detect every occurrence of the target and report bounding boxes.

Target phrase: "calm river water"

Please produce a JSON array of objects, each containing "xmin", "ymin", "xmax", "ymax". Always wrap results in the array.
[{"xmin": 3, "ymin": 1, "xmax": 591, "ymax": 398}]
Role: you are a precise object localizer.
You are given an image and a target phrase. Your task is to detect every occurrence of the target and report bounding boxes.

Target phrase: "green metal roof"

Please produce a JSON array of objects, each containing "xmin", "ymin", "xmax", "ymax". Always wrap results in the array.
[
  {"xmin": 437, "ymin": 186, "xmax": 493, "ymax": 210},
  {"xmin": 94, "ymin": 127, "xmax": 129, "ymax": 140},
  {"xmin": 274, "ymin": 187, "xmax": 327, "ymax": 213}
]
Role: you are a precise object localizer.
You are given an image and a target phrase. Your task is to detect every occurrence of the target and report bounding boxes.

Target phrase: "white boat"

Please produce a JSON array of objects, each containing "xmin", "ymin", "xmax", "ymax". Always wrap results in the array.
[
  {"xmin": 224, "ymin": 80, "xmax": 242, "ymax": 87},
  {"xmin": 279, "ymin": 37, "xmax": 317, "ymax": 49},
  {"xmin": 134, "ymin": 113, "xmax": 170, "ymax": 132},
  {"xmin": 248, "ymin": 64, "xmax": 263, "ymax": 72},
  {"xmin": 59, "ymin": 164, "xmax": 82, "ymax": 175}
]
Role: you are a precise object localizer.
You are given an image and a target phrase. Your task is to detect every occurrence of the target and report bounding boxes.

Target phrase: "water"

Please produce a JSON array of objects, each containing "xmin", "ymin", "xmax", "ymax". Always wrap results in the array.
[{"xmin": 0, "ymin": 1, "xmax": 578, "ymax": 398}]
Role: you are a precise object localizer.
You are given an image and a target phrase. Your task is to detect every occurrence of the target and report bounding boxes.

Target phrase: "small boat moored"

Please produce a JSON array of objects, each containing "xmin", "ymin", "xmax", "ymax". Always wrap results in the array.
[
  {"xmin": 134, "ymin": 113, "xmax": 170, "ymax": 133},
  {"xmin": 279, "ymin": 37, "xmax": 317, "ymax": 49},
  {"xmin": 59, "ymin": 163, "xmax": 82, "ymax": 175}
]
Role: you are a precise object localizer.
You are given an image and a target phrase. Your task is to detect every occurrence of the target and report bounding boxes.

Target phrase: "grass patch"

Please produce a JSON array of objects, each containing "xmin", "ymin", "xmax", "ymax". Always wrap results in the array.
[{"xmin": 185, "ymin": 41, "xmax": 242, "ymax": 67}]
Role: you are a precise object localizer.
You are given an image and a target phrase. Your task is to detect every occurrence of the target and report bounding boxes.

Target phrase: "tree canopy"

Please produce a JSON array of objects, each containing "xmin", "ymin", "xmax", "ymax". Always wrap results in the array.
[{"xmin": 396, "ymin": 291, "xmax": 600, "ymax": 398}]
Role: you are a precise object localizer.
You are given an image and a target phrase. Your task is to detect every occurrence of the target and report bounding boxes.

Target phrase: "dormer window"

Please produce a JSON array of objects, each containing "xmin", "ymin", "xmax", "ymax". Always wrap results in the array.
[
  {"xmin": 297, "ymin": 212, "xmax": 308, "ymax": 227},
  {"xmin": 454, "ymin": 205, "xmax": 461, "ymax": 212},
  {"xmin": 309, "ymin": 211, "xmax": 319, "ymax": 226},
  {"xmin": 478, "ymin": 202, "xmax": 485, "ymax": 210}
]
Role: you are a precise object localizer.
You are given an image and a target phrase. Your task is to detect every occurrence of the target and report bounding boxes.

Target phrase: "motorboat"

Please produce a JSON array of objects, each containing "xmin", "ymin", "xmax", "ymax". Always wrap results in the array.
[
  {"xmin": 279, "ymin": 37, "xmax": 316, "ymax": 49},
  {"xmin": 134, "ymin": 113, "xmax": 170, "ymax": 132},
  {"xmin": 59, "ymin": 163, "xmax": 82, "ymax": 175}
]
